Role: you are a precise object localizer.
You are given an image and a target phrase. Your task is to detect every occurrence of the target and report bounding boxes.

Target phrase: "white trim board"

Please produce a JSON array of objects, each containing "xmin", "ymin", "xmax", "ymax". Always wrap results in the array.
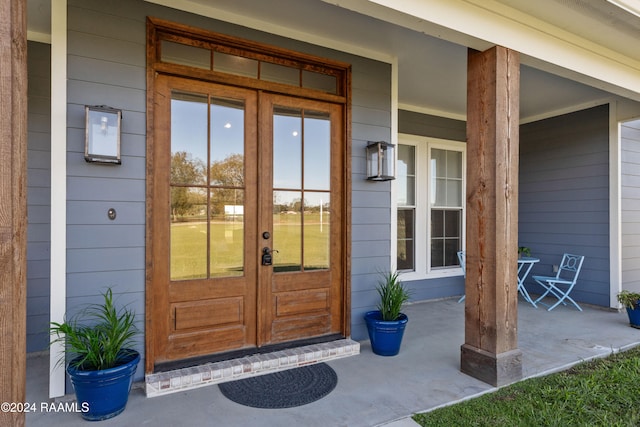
[
  {"xmin": 332, "ymin": 0, "xmax": 640, "ymax": 102},
  {"xmin": 49, "ymin": 0, "xmax": 67, "ymax": 399}
]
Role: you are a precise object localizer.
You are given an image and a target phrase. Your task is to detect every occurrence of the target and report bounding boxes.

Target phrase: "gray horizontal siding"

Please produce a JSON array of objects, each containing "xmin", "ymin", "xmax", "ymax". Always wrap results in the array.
[
  {"xmin": 519, "ymin": 104, "xmax": 610, "ymax": 306},
  {"xmin": 27, "ymin": 41, "xmax": 51, "ymax": 352},
  {"xmin": 349, "ymin": 58, "xmax": 393, "ymax": 340},
  {"xmin": 622, "ymin": 118, "xmax": 640, "ymax": 291},
  {"xmin": 66, "ymin": 0, "xmax": 396, "ymax": 346},
  {"xmin": 341, "ymin": 109, "xmax": 469, "ymax": 337},
  {"xmin": 399, "ymin": 110, "xmax": 466, "ymax": 142},
  {"xmin": 376, "ymin": 111, "xmax": 467, "ymax": 308}
]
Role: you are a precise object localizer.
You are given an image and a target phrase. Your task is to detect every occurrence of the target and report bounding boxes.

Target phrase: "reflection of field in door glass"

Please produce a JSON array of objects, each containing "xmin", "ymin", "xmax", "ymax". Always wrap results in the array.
[
  {"xmin": 170, "ymin": 212, "xmax": 330, "ymax": 280},
  {"xmin": 272, "ymin": 212, "xmax": 330, "ymax": 272},
  {"xmin": 170, "ymin": 220, "xmax": 244, "ymax": 280}
]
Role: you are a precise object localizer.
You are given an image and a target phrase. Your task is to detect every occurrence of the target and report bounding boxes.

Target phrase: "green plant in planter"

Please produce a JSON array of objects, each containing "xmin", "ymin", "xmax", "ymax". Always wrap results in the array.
[
  {"xmin": 376, "ymin": 271, "xmax": 411, "ymax": 321},
  {"xmin": 50, "ymin": 288, "xmax": 138, "ymax": 370},
  {"xmin": 50, "ymin": 288, "xmax": 141, "ymax": 421},
  {"xmin": 617, "ymin": 290, "xmax": 640, "ymax": 310},
  {"xmin": 518, "ymin": 246, "xmax": 531, "ymax": 258}
]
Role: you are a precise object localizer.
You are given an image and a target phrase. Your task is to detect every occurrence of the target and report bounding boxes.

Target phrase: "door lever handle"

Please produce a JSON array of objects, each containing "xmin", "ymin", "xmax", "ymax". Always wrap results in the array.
[{"xmin": 261, "ymin": 247, "xmax": 278, "ymax": 266}]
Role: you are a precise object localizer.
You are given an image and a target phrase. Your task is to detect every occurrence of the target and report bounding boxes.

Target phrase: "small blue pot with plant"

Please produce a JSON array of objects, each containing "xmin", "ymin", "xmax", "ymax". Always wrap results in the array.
[
  {"xmin": 365, "ymin": 271, "xmax": 411, "ymax": 356},
  {"xmin": 50, "ymin": 288, "xmax": 140, "ymax": 421},
  {"xmin": 617, "ymin": 290, "xmax": 640, "ymax": 329}
]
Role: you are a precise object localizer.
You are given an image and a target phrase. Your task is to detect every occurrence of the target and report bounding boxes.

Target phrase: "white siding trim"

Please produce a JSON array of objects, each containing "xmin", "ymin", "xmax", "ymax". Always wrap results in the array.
[
  {"xmin": 345, "ymin": 0, "xmax": 640, "ymax": 102},
  {"xmin": 390, "ymin": 57, "xmax": 399, "ymax": 271},
  {"xmin": 610, "ymin": 101, "xmax": 622, "ymax": 308},
  {"xmin": 398, "ymin": 103, "xmax": 466, "ymax": 122},
  {"xmin": 49, "ymin": 0, "xmax": 67, "ymax": 399},
  {"xmin": 520, "ymin": 98, "xmax": 613, "ymax": 125},
  {"xmin": 27, "ymin": 31, "xmax": 51, "ymax": 44}
]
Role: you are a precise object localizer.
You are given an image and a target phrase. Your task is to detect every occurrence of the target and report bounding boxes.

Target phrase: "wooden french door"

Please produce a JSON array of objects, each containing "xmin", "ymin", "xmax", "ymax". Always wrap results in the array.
[
  {"xmin": 149, "ymin": 75, "xmax": 345, "ymax": 368},
  {"xmin": 258, "ymin": 93, "xmax": 345, "ymax": 345}
]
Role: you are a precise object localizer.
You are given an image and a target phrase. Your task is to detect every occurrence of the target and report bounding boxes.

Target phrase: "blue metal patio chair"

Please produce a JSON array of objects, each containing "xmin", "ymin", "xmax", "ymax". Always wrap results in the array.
[
  {"xmin": 457, "ymin": 251, "xmax": 466, "ymax": 303},
  {"xmin": 532, "ymin": 253, "xmax": 585, "ymax": 311}
]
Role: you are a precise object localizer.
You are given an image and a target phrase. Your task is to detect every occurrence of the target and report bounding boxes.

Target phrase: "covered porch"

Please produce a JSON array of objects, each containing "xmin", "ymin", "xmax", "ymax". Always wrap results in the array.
[
  {"xmin": 1, "ymin": 1, "xmax": 639, "ymax": 423},
  {"xmin": 27, "ymin": 298, "xmax": 640, "ymax": 427}
]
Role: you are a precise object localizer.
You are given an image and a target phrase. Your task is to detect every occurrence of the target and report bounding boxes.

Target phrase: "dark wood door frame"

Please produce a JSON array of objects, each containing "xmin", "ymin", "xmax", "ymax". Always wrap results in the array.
[{"xmin": 145, "ymin": 18, "xmax": 352, "ymax": 373}]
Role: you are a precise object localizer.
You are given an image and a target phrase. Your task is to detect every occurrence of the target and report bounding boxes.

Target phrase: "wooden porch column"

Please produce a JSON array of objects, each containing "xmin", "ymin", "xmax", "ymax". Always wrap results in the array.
[
  {"xmin": 460, "ymin": 46, "xmax": 521, "ymax": 387},
  {"xmin": 0, "ymin": 0, "xmax": 27, "ymax": 425}
]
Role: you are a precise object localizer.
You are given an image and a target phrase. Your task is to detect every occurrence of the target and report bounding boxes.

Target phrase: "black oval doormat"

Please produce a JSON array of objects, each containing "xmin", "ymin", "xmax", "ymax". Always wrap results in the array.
[{"xmin": 218, "ymin": 363, "xmax": 337, "ymax": 409}]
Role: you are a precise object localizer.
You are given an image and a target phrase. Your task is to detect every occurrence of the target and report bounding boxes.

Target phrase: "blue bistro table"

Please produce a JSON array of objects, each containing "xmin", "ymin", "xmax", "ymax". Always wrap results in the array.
[{"xmin": 518, "ymin": 257, "xmax": 540, "ymax": 307}]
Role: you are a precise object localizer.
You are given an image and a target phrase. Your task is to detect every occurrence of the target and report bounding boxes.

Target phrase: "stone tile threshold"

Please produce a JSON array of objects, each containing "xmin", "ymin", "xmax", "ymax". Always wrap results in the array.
[{"xmin": 145, "ymin": 338, "xmax": 360, "ymax": 397}]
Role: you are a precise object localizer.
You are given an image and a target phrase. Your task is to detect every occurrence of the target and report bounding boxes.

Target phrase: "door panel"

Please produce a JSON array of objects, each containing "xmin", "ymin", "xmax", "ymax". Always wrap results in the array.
[
  {"xmin": 150, "ymin": 76, "xmax": 344, "ymax": 367},
  {"xmin": 152, "ymin": 75, "xmax": 258, "ymax": 364},
  {"xmin": 259, "ymin": 93, "xmax": 344, "ymax": 346}
]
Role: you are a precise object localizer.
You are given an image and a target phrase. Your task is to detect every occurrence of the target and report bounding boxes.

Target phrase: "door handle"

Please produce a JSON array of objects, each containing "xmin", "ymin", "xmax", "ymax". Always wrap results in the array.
[{"xmin": 261, "ymin": 247, "xmax": 278, "ymax": 266}]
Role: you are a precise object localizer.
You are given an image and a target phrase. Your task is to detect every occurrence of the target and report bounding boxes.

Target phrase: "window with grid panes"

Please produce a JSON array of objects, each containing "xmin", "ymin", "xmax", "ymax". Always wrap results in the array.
[{"xmin": 396, "ymin": 137, "xmax": 465, "ymax": 276}]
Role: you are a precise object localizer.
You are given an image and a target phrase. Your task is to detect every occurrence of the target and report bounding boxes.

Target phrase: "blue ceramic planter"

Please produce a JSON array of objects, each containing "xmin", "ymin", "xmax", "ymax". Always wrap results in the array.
[
  {"xmin": 626, "ymin": 306, "xmax": 640, "ymax": 329},
  {"xmin": 67, "ymin": 350, "xmax": 140, "ymax": 421},
  {"xmin": 364, "ymin": 310, "xmax": 408, "ymax": 356}
]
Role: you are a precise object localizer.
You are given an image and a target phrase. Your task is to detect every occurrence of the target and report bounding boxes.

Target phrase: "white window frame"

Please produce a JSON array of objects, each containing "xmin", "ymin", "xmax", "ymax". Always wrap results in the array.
[{"xmin": 393, "ymin": 134, "xmax": 466, "ymax": 281}]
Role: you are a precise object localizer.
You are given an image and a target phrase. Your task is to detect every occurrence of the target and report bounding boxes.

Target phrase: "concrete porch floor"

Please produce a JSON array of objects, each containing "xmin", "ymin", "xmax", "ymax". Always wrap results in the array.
[{"xmin": 26, "ymin": 298, "xmax": 640, "ymax": 427}]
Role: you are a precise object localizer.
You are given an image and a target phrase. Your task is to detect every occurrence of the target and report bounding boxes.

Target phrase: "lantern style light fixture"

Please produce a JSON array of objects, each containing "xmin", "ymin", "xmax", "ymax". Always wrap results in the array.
[
  {"xmin": 85, "ymin": 105, "xmax": 122, "ymax": 164},
  {"xmin": 366, "ymin": 141, "xmax": 395, "ymax": 181}
]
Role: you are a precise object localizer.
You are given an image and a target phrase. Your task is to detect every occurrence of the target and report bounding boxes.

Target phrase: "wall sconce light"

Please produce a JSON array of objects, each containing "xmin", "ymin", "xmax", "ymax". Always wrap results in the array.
[
  {"xmin": 85, "ymin": 105, "xmax": 122, "ymax": 164},
  {"xmin": 366, "ymin": 141, "xmax": 395, "ymax": 181}
]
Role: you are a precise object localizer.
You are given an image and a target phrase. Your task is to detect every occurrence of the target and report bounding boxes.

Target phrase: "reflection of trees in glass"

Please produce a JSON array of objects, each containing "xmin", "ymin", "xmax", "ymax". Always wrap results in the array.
[
  {"xmin": 171, "ymin": 151, "xmax": 205, "ymax": 220},
  {"xmin": 273, "ymin": 197, "xmax": 307, "ymax": 213},
  {"xmin": 210, "ymin": 153, "xmax": 244, "ymax": 186},
  {"xmin": 171, "ymin": 151, "xmax": 205, "ymax": 184},
  {"xmin": 210, "ymin": 154, "xmax": 245, "ymax": 218},
  {"xmin": 273, "ymin": 195, "xmax": 329, "ymax": 214}
]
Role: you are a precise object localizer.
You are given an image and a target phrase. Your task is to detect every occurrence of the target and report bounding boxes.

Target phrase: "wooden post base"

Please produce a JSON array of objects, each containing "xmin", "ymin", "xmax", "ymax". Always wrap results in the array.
[{"xmin": 460, "ymin": 344, "xmax": 522, "ymax": 387}]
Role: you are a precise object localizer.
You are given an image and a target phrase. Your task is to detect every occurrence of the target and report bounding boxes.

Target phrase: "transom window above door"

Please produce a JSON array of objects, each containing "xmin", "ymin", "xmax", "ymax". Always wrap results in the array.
[
  {"xmin": 161, "ymin": 40, "xmax": 339, "ymax": 94},
  {"xmin": 395, "ymin": 135, "xmax": 466, "ymax": 278},
  {"xmin": 148, "ymin": 17, "xmax": 349, "ymax": 102}
]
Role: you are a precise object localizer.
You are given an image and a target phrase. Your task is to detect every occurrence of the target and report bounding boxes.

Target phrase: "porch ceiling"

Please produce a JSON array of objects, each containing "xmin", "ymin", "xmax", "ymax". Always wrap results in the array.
[{"xmin": 28, "ymin": 0, "xmax": 640, "ymax": 121}]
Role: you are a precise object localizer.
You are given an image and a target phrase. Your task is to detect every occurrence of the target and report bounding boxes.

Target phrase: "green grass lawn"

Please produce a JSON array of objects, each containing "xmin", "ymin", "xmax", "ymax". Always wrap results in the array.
[{"xmin": 413, "ymin": 346, "xmax": 640, "ymax": 427}]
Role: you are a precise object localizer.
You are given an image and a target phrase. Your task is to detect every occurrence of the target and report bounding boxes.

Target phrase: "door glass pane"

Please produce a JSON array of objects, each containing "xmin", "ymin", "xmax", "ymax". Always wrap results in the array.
[
  {"xmin": 210, "ymin": 189, "xmax": 244, "ymax": 277},
  {"xmin": 273, "ymin": 191, "xmax": 302, "ymax": 272},
  {"xmin": 170, "ymin": 187, "xmax": 207, "ymax": 280},
  {"xmin": 171, "ymin": 92, "xmax": 207, "ymax": 184},
  {"xmin": 273, "ymin": 107, "xmax": 302, "ymax": 189},
  {"xmin": 170, "ymin": 91, "xmax": 248, "ymax": 280},
  {"xmin": 304, "ymin": 111, "xmax": 331, "ymax": 191},
  {"xmin": 170, "ymin": 91, "xmax": 208, "ymax": 281},
  {"xmin": 210, "ymin": 98, "xmax": 245, "ymax": 185},
  {"xmin": 304, "ymin": 193, "xmax": 330, "ymax": 270}
]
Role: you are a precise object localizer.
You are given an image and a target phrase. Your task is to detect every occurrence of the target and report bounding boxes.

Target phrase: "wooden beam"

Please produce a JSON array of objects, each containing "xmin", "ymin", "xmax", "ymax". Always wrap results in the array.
[
  {"xmin": 0, "ymin": 0, "xmax": 27, "ymax": 425},
  {"xmin": 461, "ymin": 46, "xmax": 521, "ymax": 387}
]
